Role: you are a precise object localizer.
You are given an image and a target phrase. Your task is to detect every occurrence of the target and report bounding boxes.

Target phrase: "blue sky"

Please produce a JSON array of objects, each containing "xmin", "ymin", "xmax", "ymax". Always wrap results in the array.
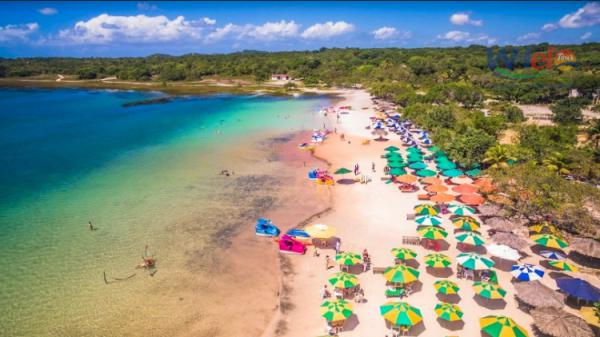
[{"xmin": 0, "ymin": 1, "xmax": 599, "ymax": 57}]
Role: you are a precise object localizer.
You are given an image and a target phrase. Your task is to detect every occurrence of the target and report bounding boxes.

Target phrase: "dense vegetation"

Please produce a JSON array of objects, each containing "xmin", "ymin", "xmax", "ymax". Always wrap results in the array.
[{"xmin": 1, "ymin": 43, "xmax": 599, "ymax": 236}]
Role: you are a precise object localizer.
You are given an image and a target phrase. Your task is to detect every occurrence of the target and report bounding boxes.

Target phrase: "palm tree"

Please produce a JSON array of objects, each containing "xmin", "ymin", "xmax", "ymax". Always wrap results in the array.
[
  {"xmin": 586, "ymin": 118, "xmax": 600, "ymax": 149},
  {"xmin": 483, "ymin": 145, "xmax": 516, "ymax": 169},
  {"xmin": 541, "ymin": 152, "xmax": 571, "ymax": 175}
]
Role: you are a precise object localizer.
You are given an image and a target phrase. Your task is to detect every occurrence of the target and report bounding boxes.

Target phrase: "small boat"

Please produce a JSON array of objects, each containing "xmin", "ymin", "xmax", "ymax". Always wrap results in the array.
[
  {"xmin": 255, "ymin": 218, "xmax": 280, "ymax": 237},
  {"xmin": 286, "ymin": 228, "xmax": 312, "ymax": 243},
  {"xmin": 278, "ymin": 234, "xmax": 307, "ymax": 255}
]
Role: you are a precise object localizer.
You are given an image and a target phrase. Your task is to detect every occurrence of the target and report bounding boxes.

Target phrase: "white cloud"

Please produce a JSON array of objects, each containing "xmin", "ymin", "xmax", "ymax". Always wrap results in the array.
[
  {"xmin": 137, "ymin": 2, "xmax": 157, "ymax": 11},
  {"xmin": 541, "ymin": 23, "xmax": 558, "ymax": 32},
  {"xmin": 559, "ymin": 2, "xmax": 600, "ymax": 28},
  {"xmin": 437, "ymin": 30, "xmax": 496, "ymax": 45},
  {"xmin": 450, "ymin": 13, "xmax": 483, "ymax": 26},
  {"xmin": 56, "ymin": 14, "xmax": 204, "ymax": 44},
  {"xmin": 438, "ymin": 30, "xmax": 470, "ymax": 41},
  {"xmin": 205, "ymin": 20, "xmax": 299, "ymax": 42},
  {"xmin": 301, "ymin": 21, "xmax": 354, "ymax": 39},
  {"xmin": 517, "ymin": 32, "xmax": 541, "ymax": 42},
  {"xmin": 581, "ymin": 31, "xmax": 593, "ymax": 40},
  {"xmin": 38, "ymin": 7, "xmax": 57, "ymax": 15},
  {"xmin": 0, "ymin": 23, "xmax": 39, "ymax": 41},
  {"xmin": 372, "ymin": 26, "xmax": 411, "ymax": 40},
  {"xmin": 202, "ymin": 17, "xmax": 216, "ymax": 25}
]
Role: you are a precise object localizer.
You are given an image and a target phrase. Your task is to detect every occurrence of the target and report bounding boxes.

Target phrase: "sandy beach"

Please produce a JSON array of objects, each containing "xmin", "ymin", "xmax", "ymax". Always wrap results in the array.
[{"xmin": 261, "ymin": 89, "xmax": 600, "ymax": 337}]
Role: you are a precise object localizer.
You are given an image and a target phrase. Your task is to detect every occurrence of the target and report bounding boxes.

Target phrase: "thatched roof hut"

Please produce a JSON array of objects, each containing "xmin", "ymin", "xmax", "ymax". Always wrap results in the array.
[
  {"xmin": 485, "ymin": 217, "xmax": 521, "ymax": 232},
  {"xmin": 531, "ymin": 306, "xmax": 594, "ymax": 337},
  {"xmin": 570, "ymin": 237, "xmax": 600, "ymax": 259},
  {"xmin": 477, "ymin": 204, "xmax": 502, "ymax": 218},
  {"xmin": 491, "ymin": 232, "xmax": 528, "ymax": 250},
  {"xmin": 514, "ymin": 281, "xmax": 565, "ymax": 308}
]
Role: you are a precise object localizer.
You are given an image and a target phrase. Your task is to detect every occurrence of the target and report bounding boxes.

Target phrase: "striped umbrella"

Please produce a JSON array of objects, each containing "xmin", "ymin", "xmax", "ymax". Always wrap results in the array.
[
  {"xmin": 425, "ymin": 253, "xmax": 452, "ymax": 268},
  {"xmin": 434, "ymin": 280, "xmax": 460, "ymax": 295},
  {"xmin": 452, "ymin": 216, "xmax": 480, "ymax": 231},
  {"xmin": 328, "ymin": 272, "xmax": 359, "ymax": 289},
  {"xmin": 335, "ymin": 252, "xmax": 362, "ymax": 266},
  {"xmin": 391, "ymin": 247, "xmax": 418, "ymax": 260},
  {"xmin": 456, "ymin": 232, "xmax": 485, "ymax": 246},
  {"xmin": 479, "ymin": 315, "xmax": 529, "ymax": 337},
  {"xmin": 530, "ymin": 234, "xmax": 569, "ymax": 249},
  {"xmin": 457, "ymin": 253, "xmax": 495, "ymax": 270},
  {"xmin": 434, "ymin": 302, "xmax": 463, "ymax": 321},
  {"xmin": 415, "ymin": 215, "xmax": 443, "ymax": 227},
  {"xmin": 414, "ymin": 204, "xmax": 439, "ymax": 216},
  {"xmin": 540, "ymin": 250, "xmax": 566, "ymax": 260},
  {"xmin": 417, "ymin": 226, "xmax": 448, "ymax": 240},
  {"xmin": 529, "ymin": 222, "xmax": 559, "ymax": 235},
  {"xmin": 548, "ymin": 260, "xmax": 579, "ymax": 272},
  {"xmin": 510, "ymin": 264, "xmax": 544, "ymax": 281},
  {"xmin": 473, "ymin": 282, "xmax": 507, "ymax": 299},
  {"xmin": 379, "ymin": 301, "xmax": 423, "ymax": 326},
  {"xmin": 448, "ymin": 204, "xmax": 476, "ymax": 216},
  {"xmin": 383, "ymin": 265, "xmax": 420, "ymax": 284},
  {"xmin": 321, "ymin": 299, "xmax": 353, "ymax": 322}
]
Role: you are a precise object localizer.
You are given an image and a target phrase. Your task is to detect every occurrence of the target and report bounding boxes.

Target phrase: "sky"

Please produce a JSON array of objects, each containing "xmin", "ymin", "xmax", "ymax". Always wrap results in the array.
[{"xmin": 0, "ymin": 1, "xmax": 599, "ymax": 57}]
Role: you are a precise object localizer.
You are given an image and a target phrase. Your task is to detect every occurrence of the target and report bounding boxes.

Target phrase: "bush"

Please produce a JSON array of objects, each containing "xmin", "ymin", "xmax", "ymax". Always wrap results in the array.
[
  {"xmin": 551, "ymin": 98, "xmax": 585, "ymax": 125},
  {"xmin": 503, "ymin": 105, "xmax": 525, "ymax": 123}
]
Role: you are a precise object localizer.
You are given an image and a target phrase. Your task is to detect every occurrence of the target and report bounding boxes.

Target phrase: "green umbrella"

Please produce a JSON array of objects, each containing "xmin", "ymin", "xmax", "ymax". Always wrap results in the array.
[
  {"xmin": 334, "ymin": 168, "xmax": 352, "ymax": 175},
  {"xmin": 384, "ymin": 152, "xmax": 403, "ymax": 159},
  {"xmin": 335, "ymin": 252, "xmax": 362, "ymax": 265},
  {"xmin": 388, "ymin": 162, "xmax": 406, "ymax": 168},
  {"xmin": 408, "ymin": 156, "xmax": 423, "ymax": 163},
  {"xmin": 428, "ymin": 146, "xmax": 440, "ymax": 153},
  {"xmin": 389, "ymin": 167, "xmax": 407, "ymax": 176},
  {"xmin": 416, "ymin": 169, "xmax": 436, "ymax": 177},
  {"xmin": 391, "ymin": 247, "xmax": 418, "ymax": 260},
  {"xmin": 456, "ymin": 253, "xmax": 495, "ymax": 270},
  {"xmin": 321, "ymin": 299, "xmax": 353, "ymax": 322},
  {"xmin": 383, "ymin": 265, "xmax": 420, "ymax": 284},
  {"xmin": 434, "ymin": 280, "xmax": 460, "ymax": 294},
  {"xmin": 406, "ymin": 146, "xmax": 422, "ymax": 153},
  {"xmin": 434, "ymin": 151, "xmax": 448, "ymax": 158},
  {"xmin": 456, "ymin": 232, "xmax": 485, "ymax": 246},
  {"xmin": 437, "ymin": 161, "xmax": 457, "ymax": 170},
  {"xmin": 465, "ymin": 168, "xmax": 482, "ymax": 177},
  {"xmin": 435, "ymin": 302, "xmax": 464, "ymax": 321},
  {"xmin": 328, "ymin": 272, "xmax": 359, "ymax": 289},
  {"xmin": 479, "ymin": 316, "xmax": 529, "ymax": 337},
  {"xmin": 415, "ymin": 215, "xmax": 443, "ymax": 226},
  {"xmin": 380, "ymin": 301, "xmax": 423, "ymax": 326},
  {"xmin": 441, "ymin": 169, "xmax": 463, "ymax": 177},
  {"xmin": 385, "ymin": 146, "xmax": 400, "ymax": 152},
  {"xmin": 409, "ymin": 162, "xmax": 427, "ymax": 170}
]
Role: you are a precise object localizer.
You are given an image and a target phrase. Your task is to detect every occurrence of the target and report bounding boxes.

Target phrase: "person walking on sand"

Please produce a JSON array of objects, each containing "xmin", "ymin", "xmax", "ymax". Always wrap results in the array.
[
  {"xmin": 371, "ymin": 162, "xmax": 376, "ymax": 173},
  {"xmin": 321, "ymin": 284, "xmax": 331, "ymax": 299},
  {"xmin": 325, "ymin": 255, "xmax": 334, "ymax": 270},
  {"xmin": 354, "ymin": 163, "xmax": 360, "ymax": 176},
  {"xmin": 335, "ymin": 240, "xmax": 341, "ymax": 254}
]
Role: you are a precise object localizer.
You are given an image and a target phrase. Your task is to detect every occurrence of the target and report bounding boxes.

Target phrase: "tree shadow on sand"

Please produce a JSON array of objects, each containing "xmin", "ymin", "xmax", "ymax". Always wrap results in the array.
[{"xmin": 473, "ymin": 295, "xmax": 507, "ymax": 310}]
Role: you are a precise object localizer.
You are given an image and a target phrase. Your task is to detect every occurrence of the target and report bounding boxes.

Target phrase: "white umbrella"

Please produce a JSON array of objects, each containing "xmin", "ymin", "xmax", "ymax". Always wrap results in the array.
[
  {"xmin": 450, "ymin": 176, "xmax": 473, "ymax": 185},
  {"xmin": 486, "ymin": 244, "xmax": 521, "ymax": 261}
]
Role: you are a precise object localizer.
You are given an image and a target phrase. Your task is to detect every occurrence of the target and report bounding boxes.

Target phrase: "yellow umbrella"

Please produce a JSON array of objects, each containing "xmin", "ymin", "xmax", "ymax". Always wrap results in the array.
[
  {"xmin": 379, "ymin": 301, "xmax": 423, "ymax": 326},
  {"xmin": 479, "ymin": 315, "xmax": 529, "ymax": 337},
  {"xmin": 435, "ymin": 302, "xmax": 464, "ymax": 321},
  {"xmin": 417, "ymin": 226, "xmax": 448, "ymax": 240},
  {"xmin": 529, "ymin": 222, "xmax": 559, "ymax": 235},
  {"xmin": 548, "ymin": 260, "xmax": 579, "ymax": 272},
  {"xmin": 383, "ymin": 265, "xmax": 420, "ymax": 284},
  {"xmin": 473, "ymin": 282, "xmax": 506, "ymax": 299},
  {"xmin": 305, "ymin": 224, "xmax": 336, "ymax": 239},
  {"xmin": 580, "ymin": 306, "xmax": 600, "ymax": 328},
  {"xmin": 530, "ymin": 234, "xmax": 568, "ymax": 249}
]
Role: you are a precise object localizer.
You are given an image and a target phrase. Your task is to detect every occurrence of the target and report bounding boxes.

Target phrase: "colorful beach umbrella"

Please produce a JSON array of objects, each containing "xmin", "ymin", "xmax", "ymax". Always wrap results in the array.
[
  {"xmin": 328, "ymin": 272, "xmax": 359, "ymax": 289},
  {"xmin": 388, "ymin": 162, "xmax": 406, "ymax": 169},
  {"xmin": 335, "ymin": 252, "xmax": 362, "ymax": 266},
  {"xmin": 434, "ymin": 280, "xmax": 460, "ymax": 295},
  {"xmin": 430, "ymin": 193, "xmax": 455, "ymax": 203},
  {"xmin": 442, "ymin": 169, "xmax": 464, "ymax": 177},
  {"xmin": 416, "ymin": 169, "xmax": 437, "ymax": 177},
  {"xmin": 435, "ymin": 302, "xmax": 463, "ymax": 321},
  {"xmin": 383, "ymin": 265, "xmax": 420, "ymax": 284},
  {"xmin": 321, "ymin": 299, "xmax": 354, "ymax": 322},
  {"xmin": 406, "ymin": 146, "xmax": 422, "ymax": 153},
  {"xmin": 425, "ymin": 184, "xmax": 448, "ymax": 193},
  {"xmin": 397, "ymin": 175, "xmax": 418, "ymax": 184},
  {"xmin": 417, "ymin": 226, "xmax": 448, "ymax": 240},
  {"xmin": 424, "ymin": 253, "xmax": 452, "ymax": 268},
  {"xmin": 452, "ymin": 216, "xmax": 480, "ymax": 230},
  {"xmin": 385, "ymin": 146, "xmax": 400, "ymax": 152},
  {"xmin": 473, "ymin": 282, "xmax": 507, "ymax": 299},
  {"xmin": 447, "ymin": 204, "xmax": 476, "ymax": 216},
  {"xmin": 511, "ymin": 264, "xmax": 544, "ymax": 281},
  {"xmin": 459, "ymin": 193, "xmax": 485, "ymax": 206},
  {"xmin": 421, "ymin": 177, "xmax": 443, "ymax": 185},
  {"xmin": 456, "ymin": 253, "xmax": 495, "ymax": 270},
  {"xmin": 334, "ymin": 167, "xmax": 352, "ymax": 175},
  {"xmin": 408, "ymin": 156, "xmax": 424, "ymax": 163},
  {"xmin": 385, "ymin": 152, "xmax": 403, "ymax": 159},
  {"xmin": 437, "ymin": 161, "xmax": 457, "ymax": 170},
  {"xmin": 409, "ymin": 162, "xmax": 428, "ymax": 170},
  {"xmin": 304, "ymin": 224, "xmax": 336, "ymax": 239},
  {"xmin": 391, "ymin": 247, "xmax": 418, "ymax": 260},
  {"xmin": 529, "ymin": 222, "xmax": 559, "ymax": 235},
  {"xmin": 540, "ymin": 250, "xmax": 566, "ymax": 260},
  {"xmin": 556, "ymin": 278, "xmax": 600, "ymax": 302},
  {"xmin": 465, "ymin": 168, "xmax": 482, "ymax": 177},
  {"xmin": 379, "ymin": 301, "xmax": 423, "ymax": 326},
  {"xmin": 389, "ymin": 167, "xmax": 407, "ymax": 176},
  {"xmin": 548, "ymin": 260, "xmax": 579, "ymax": 272},
  {"xmin": 428, "ymin": 146, "xmax": 440, "ymax": 153},
  {"xmin": 452, "ymin": 184, "xmax": 479, "ymax": 194},
  {"xmin": 414, "ymin": 204, "xmax": 439, "ymax": 216},
  {"xmin": 415, "ymin": 215, "xmax": 443, "ymax": 226},
  {"xmin": 530, "ymin": 234, "xmax": 568, "ymax": 249},
  {"xmin": 479, "ymin": 316, "xmax": 529, "ymax": 337},
  {"xmin": 456, "ymin": 232, "xmax": 485, "ymax": 246}
]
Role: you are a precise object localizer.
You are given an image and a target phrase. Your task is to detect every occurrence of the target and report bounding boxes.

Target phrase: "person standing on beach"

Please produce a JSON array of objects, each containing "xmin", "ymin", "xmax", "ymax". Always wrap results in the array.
[
  {"xmin": 354, "ymin": 163, "xmax": 359, "ymax": 176},
  {"xmin": 325, "ymin": 255, "xmax": 334, "ymax": 270},
  {"xmin": 371, "ymin": 162, "xmax": 376, "ymax": 173},
  {"xmin": 88, "ymin": 221, "xmax": 94, "ymax": 231},
  {"xmin": 335, "ymin": 240, "xmax": 341, "ymax": 254}
]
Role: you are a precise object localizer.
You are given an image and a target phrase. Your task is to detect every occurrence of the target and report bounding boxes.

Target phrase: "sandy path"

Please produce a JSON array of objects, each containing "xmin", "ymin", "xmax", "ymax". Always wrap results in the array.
[{"xmin": 269, "ymin": 89, "xmax": 599, "ymax": 337}]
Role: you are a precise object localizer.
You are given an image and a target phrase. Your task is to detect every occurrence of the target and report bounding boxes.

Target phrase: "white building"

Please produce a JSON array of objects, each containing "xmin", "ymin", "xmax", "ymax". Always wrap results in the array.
[{"xmin": 271, "ymin": 74, "xmax": 290, "ymax": 81}]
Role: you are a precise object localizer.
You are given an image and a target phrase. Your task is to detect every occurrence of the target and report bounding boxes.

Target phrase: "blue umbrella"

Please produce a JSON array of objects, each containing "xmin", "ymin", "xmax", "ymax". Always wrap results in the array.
[
  {"xmin": 540, "ymin": 250, "xmax": 566, "ymax": 260},
  {"xmin": 510, "ymin": 264, "xmax": 544, "ymax": 281},
  {"xmin": 556, "ymin": 278, "xmax": 600, "ymax": 302}
]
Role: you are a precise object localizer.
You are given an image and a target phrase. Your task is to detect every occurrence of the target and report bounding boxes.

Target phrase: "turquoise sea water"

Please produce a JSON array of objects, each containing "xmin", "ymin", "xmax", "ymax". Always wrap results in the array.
[{"xmin": 0, "ymin": 88, "xmax": 329, "ymax": 336}]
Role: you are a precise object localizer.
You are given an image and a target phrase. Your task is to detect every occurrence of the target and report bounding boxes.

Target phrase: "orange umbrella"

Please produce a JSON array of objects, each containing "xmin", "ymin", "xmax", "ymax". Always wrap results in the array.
[
  {"xmin": 426, "ymin": 184, "xmax": 449, "ymax": 193},
  {"xmin": 397, "ymin": 175, "xmax": 418, "ymax": 184},
  {"xmin": 452, "ymin": 184, "xmax": 478, "ymax": 194},
  {"xmin": 459, "ymin": 193, "xmax": 485, "ymax": 206},
  {"xmin": 431, "ymin": 193, "xmax": 455, "ymax": 203},
  {"xmin": 421, "ymin": 177, "xmax": 443, "ymax": 185},
  {"xmin": 474, "ymin": 178, "xmax": 496, "ymax": 193}
]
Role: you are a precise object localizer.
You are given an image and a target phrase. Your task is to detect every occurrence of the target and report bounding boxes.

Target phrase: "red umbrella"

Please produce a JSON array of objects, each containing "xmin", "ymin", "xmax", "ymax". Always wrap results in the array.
[
  {"xmin": 452, "ymin": 184, "xmax": 478, "ymax": 194},
  {"xmin": 459, "ymin": 193, "xmax": 485, "ymax": 206}
]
